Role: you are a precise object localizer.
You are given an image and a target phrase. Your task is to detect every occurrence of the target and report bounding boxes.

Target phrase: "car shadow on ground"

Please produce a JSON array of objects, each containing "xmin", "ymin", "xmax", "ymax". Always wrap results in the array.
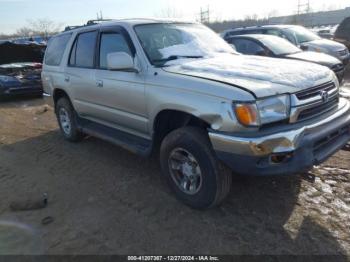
[{"xmin": 0, "ymin": 130, "xmax": 347, "ymax": 256}]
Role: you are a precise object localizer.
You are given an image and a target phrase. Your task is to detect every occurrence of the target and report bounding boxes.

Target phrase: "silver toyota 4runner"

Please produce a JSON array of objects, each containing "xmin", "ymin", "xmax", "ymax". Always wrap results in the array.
[{"xmin": 42, "ymin": 19, "xmax": 350, "ymax": 209}]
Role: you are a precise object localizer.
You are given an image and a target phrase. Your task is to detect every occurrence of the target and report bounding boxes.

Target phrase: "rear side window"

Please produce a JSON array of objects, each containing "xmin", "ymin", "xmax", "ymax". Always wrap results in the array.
[
  {"xmin": 99, "ymin": 33, "xmax": 132, "ymax": 69},
  {"xmin": 243, "ymin": 29, "xmax": 264, "ymax": 34},
  {"xmin": 45, "ymin": 33, "xmax": 72, "ymax": 66},
  {"xmin": 69, "ymin": 31, "xmax": 98, "ymax": 68},
  {"xmin": 264, "ymin": 29, "xmax": 295, "ymax": 44},
  {"xmin": 230, "ymin": 39, "xmax": 264, "ymax": 55},
  {"xmin": 226, "ymin": 31, "xmax": 242, "ymax": 38}
]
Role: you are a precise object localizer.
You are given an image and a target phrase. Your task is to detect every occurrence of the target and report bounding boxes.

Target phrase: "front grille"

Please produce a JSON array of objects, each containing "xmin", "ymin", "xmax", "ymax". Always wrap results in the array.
[
  {"xmin": 297, "ymin": 96, "xmax": 339, "ymax": 121},
  {"xmin": 338, "ymin": 49, "xmax": 349, "ymax": 56},
  {"xmin": 296, "ymin": 81, "xmax": 336, "ymax": 100}
]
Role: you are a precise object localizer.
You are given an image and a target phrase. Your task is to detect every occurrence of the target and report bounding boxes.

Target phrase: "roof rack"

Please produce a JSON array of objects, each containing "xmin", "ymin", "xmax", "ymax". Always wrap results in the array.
[
  {"xmin": 64, "ymin": 19, "xmax": 113, "ymax": 32},
  {"xmin": 86, "ymin": 19, "xmax": 113, "ymax": 25}
]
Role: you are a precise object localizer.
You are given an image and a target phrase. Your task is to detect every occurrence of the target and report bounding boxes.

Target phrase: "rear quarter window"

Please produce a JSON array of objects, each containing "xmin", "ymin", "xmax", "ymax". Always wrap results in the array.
[{"xmin": 44, "ymin": 33, "xmax": 72, "ymax": 66}]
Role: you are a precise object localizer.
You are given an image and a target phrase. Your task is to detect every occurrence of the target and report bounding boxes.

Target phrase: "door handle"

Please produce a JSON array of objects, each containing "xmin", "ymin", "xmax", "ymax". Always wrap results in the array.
[
  {"xmin": 96, "ymin": 80, "xmax": 103, "ymax": 88},
  {"xmin": 64, "ymin": 76, "xmax": 70, "ymax": 82}
]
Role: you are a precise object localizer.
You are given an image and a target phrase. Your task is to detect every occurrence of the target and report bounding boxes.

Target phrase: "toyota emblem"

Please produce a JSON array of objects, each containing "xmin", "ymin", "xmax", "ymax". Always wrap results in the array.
[{"xmin": 320, "ymin": 90, "xmax": 329, "ymax": 103}]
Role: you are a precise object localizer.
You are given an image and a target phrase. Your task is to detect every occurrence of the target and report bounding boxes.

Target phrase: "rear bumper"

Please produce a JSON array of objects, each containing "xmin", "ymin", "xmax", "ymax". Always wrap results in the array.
[{"xmin": 209, "ymin": 98, "xmax": 350, "ymax": 176}]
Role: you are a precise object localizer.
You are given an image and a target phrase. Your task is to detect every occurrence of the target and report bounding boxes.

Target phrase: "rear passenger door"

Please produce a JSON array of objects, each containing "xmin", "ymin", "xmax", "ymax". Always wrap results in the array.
[
  {"xmin": 94, "ymin": 27, "xmax": 148, "ymax": 136},
  {"xmin": 65, "ymin": 30, "xmax": 99, "ymax": 119},
  {"xmin": 42, "ymin": 33, "xmax": 72, "ymax": 97}
]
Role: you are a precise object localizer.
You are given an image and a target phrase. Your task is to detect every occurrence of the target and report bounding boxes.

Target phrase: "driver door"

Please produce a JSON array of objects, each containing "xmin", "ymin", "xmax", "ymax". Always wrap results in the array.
[{"xmin": 94, "ymin": 27, "xmax": 148, "ymax": 136}]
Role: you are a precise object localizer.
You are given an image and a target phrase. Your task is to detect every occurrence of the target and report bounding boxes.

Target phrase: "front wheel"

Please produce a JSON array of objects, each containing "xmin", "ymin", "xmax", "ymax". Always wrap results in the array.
[
  {"xmin": 160, "ymin": 126, "xmax": 232, "ymax": 209},
  {"xmin": 55, "ymin": 97, "xmax": 84, "ymax": 142}
]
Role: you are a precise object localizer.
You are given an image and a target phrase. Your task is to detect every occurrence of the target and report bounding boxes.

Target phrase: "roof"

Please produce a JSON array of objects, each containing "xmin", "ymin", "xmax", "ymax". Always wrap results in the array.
[
  {"xmin": 62, "ymin": 18, "xmax": 197, "ymax": 34},
  {"xmin": 227, "ymin": 34, "xmax": 281, "ymax": 40},
  {"xmin": 228, "ymin": 24, "xmax": 298, "ymax": 32}
]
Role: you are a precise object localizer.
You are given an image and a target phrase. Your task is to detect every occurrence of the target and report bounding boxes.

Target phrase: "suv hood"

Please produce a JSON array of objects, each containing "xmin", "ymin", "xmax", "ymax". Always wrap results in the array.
[
  {"xmin": 163, "ymin": 54, "xmax": 333, "ymax": 98},
  {"xmin": 285, "ymin": 51, "xmax": 341, "ymax": 67},
  {"xmin": 303, "ymin": 39, "xmax": 346, "ymax": 51}
]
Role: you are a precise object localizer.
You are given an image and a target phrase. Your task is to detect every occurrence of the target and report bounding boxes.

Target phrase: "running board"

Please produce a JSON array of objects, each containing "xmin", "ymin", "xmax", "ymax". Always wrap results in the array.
[{"xmin": 77, "ymin": 118, "xmax": 152, "ymax": 157}]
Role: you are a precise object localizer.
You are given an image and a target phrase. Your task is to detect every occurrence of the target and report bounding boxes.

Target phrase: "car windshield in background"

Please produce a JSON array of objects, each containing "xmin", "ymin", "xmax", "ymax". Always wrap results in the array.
[
  {"xmin": 259, "ymin": 36, "xmax": 301, "ymax": 55},
  {"xmin": 285, "ymin": 26, "xmax": 321, "ymax": 44},
  {"xmin": 134, "ymin": 23, "xmax": 235, "ymax": 66}
]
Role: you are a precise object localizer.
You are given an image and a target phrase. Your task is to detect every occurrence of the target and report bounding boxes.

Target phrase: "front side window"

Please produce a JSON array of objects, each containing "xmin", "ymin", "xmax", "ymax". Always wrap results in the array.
[
  {"xmin": 99, "ymin": 33, "xmax": 131, "ymax": 69},
  {"xmin": 69, "ymin": 31, "xmax": 98, "ymax": 68},
  {"xmin": 134, "ymin": 23, "xmax": 235, "ymax": 66},
  {"xmin": 45, "ymin": 33, "xmax": 72, "ymax": 66}
]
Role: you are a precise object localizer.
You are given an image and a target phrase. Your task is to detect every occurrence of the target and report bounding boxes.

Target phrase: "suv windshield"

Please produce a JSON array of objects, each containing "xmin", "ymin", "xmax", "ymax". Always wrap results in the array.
[
  {"xmin": 259, "ymin": 36, "xmax": 301, "ymax": 55},
  {"xmin": 134, "ymin": 23, "xmax": 235, "ymax": 66},
  {"xmin": 285, "ymin": 26, "xmax": 320, "ymax": 44}
]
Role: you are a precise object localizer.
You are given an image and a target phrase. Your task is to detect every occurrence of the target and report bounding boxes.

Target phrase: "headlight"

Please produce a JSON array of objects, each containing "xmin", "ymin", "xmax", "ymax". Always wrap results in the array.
[{"xmin": 234, "ymin": 95, "xmax": 290, "ymax": 126}]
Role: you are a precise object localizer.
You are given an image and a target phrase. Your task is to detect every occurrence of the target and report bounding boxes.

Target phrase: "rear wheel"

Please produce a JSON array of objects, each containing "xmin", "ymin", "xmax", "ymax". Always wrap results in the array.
[
  {"xmin": 160, "ymin": 126, "xmax": 232, "ymax": 209},
  {"xmin": 55, "ymin": 97, "xmax": 84, "ymax": 142}
]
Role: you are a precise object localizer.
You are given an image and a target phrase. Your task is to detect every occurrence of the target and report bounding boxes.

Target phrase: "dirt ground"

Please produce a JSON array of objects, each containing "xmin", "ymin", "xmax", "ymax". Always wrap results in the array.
[{"xmin": 0, "ymin": 78, "xmax": 349, "ymax": 256}]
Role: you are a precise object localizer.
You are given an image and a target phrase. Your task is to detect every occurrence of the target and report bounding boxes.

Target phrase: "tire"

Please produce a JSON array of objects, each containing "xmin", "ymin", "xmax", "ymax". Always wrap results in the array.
[
  {"xmin": 55, "ymin": 97, "xmax": 84, "ymax": 142},
  {"xmin": 160, "ymin": 126, "xmax": 232, "ymax": 209}
]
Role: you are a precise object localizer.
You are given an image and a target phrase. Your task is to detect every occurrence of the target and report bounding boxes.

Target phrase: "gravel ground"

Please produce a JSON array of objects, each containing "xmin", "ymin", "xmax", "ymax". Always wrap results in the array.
[{"xmin": 0, "ymin": 79, "xmax": 349, "ymax": 256}]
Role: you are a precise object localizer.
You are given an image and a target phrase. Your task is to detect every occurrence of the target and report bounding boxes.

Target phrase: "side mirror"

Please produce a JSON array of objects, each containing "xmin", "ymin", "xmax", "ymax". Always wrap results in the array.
[{"xmin": 107, "ymin": 52, "xmax": 138, "ymax": 73}]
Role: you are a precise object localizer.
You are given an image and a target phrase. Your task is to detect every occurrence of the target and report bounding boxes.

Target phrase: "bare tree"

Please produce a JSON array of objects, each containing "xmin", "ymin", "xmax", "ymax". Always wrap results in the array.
[
  {"xmin": 15, "ymin": 27, "xmax": 33, "ymax": 38},
  {"xmin": 27, "ymin": 18, "xmax": 63, "ymax": 40},
  {"xmin": 156, "ymin": 7, "xmax": 183, "ymax": 18}
]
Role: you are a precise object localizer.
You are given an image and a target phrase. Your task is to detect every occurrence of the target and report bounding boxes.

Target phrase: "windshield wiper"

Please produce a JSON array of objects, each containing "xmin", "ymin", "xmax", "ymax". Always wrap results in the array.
[{"xmin": 153, "ymin": 55, "xmax": 203, "ymax": 64}]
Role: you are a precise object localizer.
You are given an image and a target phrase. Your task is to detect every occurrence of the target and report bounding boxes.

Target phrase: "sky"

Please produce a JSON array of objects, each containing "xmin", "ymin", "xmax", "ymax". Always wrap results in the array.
[{"xmin": 0, "ymin": 0, "xmax": 350, "ymax": 34}]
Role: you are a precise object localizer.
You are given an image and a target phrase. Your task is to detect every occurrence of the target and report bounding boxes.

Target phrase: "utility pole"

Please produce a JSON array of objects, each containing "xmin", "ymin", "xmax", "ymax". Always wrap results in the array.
[
  {"xmin": 297, "ymin": 0, "xmax": 310, "ymax": 15},
  {"xmin": 297, "ymin": 0, "xmax": 310, "ymax": 24},
  {"xmin": 96, "ymin": 10, "xmax": 103, "ymax": 20},
  {"xmin": 199, "ymin": 6, "xmax": 210, "ymax": 24}
]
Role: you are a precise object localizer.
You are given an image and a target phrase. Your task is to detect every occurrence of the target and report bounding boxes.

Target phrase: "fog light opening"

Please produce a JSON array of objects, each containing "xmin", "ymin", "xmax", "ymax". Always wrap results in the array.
[{"xmin": 270, "ymin": 152, "xmax": 293, "ymax": 164}]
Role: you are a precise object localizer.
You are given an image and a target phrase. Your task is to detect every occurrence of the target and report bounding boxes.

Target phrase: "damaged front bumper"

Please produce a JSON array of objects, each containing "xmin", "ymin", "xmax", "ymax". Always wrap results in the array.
[{"xmin": 209, "ymin": 98, "xmax": 350, "ymax": 176}]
